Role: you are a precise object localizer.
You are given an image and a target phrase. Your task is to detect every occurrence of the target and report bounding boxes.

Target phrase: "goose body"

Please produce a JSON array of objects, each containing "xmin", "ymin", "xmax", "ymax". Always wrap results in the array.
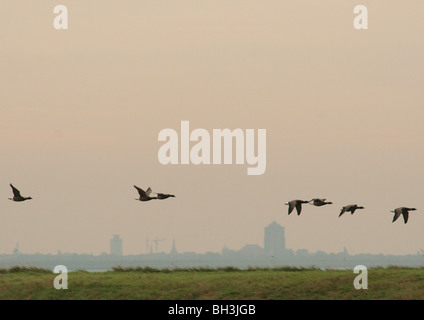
[
  {"xmin": 8, "ymin": 184, "xmax": 32, "ymax": 202},
  {"xmin": 285, "ymin": 200, "xmax": 309, "ymax": 215},
  {"xmin": 134, "ymin": 185, "xmax": 157, "ymax": 201},
  {"xmin": 339, "ymin": 204, "xmax": 364, "ymax": 217},
  {"xmin": 391, "ymin": 207, "xmax": 416, "ymax": 224},
  {"xmin": 309, "ymin": 198, "xmax": 333, "ymax": 206},
  {"xmin": 156, "ymin": 193, "xmax": 175, "ymax": 200}
]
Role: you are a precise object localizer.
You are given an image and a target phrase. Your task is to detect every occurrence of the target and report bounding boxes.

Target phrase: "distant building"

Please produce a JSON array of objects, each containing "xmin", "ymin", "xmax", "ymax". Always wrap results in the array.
[
  {"xmin": 264, "ymin": 221, "xmax": 286, "ymax": 256},
  {"xmin": 221, "ymin": 245, "xmax": 236, "ymax": 256},
  {"xmin": 170, "ymin": 238, "xmax": 178, "ymax": 256},
  {"xmin": 13, "ymin": 243, "xmax": 21, "ymax": 255},
  {"xmin": 110, "ymin": 234, "xmax": 123, "ymax": 256},
  {"xmin": 238, "ymin": 244, "xmax": 264, "ymax": 257}
]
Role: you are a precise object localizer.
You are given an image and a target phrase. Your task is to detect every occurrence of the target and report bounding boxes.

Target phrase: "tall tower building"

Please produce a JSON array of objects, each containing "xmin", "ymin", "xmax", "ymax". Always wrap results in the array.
[
  {"xmin": 264, "ymin": 221, "xmax": 286, "ymax": 256},
  {"xmin": 170, "ymin": 238, "xmax": 178, "ymax": 256},
  {"xmin": 110, "ymin": 234, "xmax": 123, "ymax": 256}
]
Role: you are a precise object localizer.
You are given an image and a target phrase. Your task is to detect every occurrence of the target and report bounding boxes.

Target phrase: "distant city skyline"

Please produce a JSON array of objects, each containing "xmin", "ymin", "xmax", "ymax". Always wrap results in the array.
[
  {"xmin": 4, "ymin": 221, "xmax": 423, "ymax": 259},
  {"xmin": 6, "ymin": 221, "xmax": 289, "ymax": 256},
  {"xmin": 1, "ymin": 220, "xmax": 423, "ymax": 271}
]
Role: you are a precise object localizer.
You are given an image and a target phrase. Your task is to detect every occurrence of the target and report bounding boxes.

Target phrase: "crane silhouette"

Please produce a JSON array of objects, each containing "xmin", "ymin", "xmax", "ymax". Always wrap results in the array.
[{"xmin": 152, "ymin": 238, "xmax": 166, "ymax": 253}]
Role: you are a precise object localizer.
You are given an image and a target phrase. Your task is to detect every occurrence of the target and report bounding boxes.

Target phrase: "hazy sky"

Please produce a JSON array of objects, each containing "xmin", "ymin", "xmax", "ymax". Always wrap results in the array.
[{"xmin": 1, "ymin": 1, "xmax": 423, "ymax": 256}]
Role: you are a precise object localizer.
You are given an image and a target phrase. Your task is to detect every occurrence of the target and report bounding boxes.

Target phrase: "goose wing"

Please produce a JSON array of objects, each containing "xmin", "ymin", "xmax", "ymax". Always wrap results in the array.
[
  {"xmin": 134, "ymin": 185, "xmax": 147, "ymax": 197},
  {"xmin": 402, "ymin": 212, "xmax": 409, "ymax": 224},
  {"xmin": 288, "ymin": 201, "xmax": 295, "ymax": 215},
  {"xmin": 392, "ymin": 208, "xmax": 402, "ymax": 223},
  {"xmin": 145, "ymin": 187, "xmax": 152, "ymax": 196},
  {"xmin": 401, "ymin": 208, "xmax": 409, "ymax": 224},
  {"xmin": 339, "ymin": 206, "xmax": 347, "ymax": 217},
  {"xmin": 10, "ymin": 184, "xmax": 21, "ymax": 197},
  {"xmin": 295, "ymin": 202, "xmax": 303, "ymax": 215}
]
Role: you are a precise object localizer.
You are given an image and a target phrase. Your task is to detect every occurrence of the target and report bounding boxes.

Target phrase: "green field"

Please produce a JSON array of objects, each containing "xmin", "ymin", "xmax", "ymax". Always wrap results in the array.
[{"xmin": 0, "ymin": 266, "xmax": 423, "ymax": 300}]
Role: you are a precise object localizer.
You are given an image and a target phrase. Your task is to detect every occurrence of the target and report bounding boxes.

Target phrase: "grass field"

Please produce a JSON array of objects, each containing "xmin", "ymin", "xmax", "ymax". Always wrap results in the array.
[{"xmin": 0, "ymin": 266, "xmax": 423, "ymax": 300}]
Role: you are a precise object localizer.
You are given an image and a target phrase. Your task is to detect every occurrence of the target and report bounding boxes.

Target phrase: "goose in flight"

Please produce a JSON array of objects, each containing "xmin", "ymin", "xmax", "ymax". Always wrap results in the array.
[
  {"xmin": 285, "ymin": 200, "xmax": 309, "ymax": 215},
  {"xmin": 339, "ymin": 204, "xmax": 364, "ymax": 217},
  {"xmin": 391, "ymin": 207, "xmax": 417, "ymax": 224},
  {"xmin": 309, "ymin": 198, "xmax": 333, "ymax": 206},
  {"xmin": 134, "ymin": 185, "xmax": 157, "ymax": 201},
  {"xmin": 8, "ymin": 184, "xmax": 32, "ymax": 202}
]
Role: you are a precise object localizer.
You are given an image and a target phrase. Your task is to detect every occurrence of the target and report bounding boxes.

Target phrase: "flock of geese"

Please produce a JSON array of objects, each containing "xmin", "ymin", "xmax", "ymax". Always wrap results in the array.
[
  {"xmin": 7, "ymin": 184, "xmax": 417, "ymax": 224},
  {"xmin": 7, "ymin": 184, "xmax": 175, "ymax": 203},
  {"xmin": 285, "ymin": 199, "xmax": 417, "ymax": 224}
]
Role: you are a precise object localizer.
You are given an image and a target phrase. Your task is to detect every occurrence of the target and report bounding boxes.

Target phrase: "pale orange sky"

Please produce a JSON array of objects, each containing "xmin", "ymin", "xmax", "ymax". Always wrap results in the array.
[{"xmin": 1, "ymin": 1, "xmax": 424, "ymax": 256}]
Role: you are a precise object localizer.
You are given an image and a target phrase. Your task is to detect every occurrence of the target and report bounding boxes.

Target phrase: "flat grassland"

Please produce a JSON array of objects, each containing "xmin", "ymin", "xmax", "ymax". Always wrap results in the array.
[{"xmin": 0, "ymin": 266, "xmax": 423, "ymax": 300}]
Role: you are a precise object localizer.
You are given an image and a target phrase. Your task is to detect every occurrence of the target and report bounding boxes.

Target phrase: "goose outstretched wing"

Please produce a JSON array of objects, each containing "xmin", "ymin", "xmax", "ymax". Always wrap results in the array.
[{"xmin": 10, "ymin": 184, "xmax": 21, "ymax": 197}]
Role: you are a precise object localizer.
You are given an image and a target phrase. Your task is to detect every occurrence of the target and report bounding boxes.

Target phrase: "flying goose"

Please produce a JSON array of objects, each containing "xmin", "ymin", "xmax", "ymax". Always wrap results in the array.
[
  {"xmin": 285, "ymin": 200, "xmax": 309, "ymax": 215},
  {"xmin": 134, "ymin": 185, "xmax": 157, "ymax": 201},
  {"xmin": 339, "ymin": 204, "xmax": 364, "ymax": 217},
  {"xmin": 8, "ymin": 184, "xmax": 32, "ymax": 202},
  {"xmin": 309, "ymin": 198, "xmax": 333, "ymax": 206},
  {"xmin": 391, "ymin": 207, "xmax": 417, "ymax": 224}
]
